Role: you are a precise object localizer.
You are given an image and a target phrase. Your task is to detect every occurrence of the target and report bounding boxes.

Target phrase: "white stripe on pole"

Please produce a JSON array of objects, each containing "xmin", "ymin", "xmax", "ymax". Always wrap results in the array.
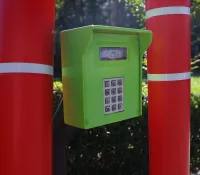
[
  {"xmin": 145, "ymin": 6, "xmax": 190, "ymax": 19},
  {"xmin": 0, "ymin": 63, "xmax": 53, "ymax": 75},
  {"xmin": 148, "ymin": 72, "xmax": 191, "ymax": 81}
]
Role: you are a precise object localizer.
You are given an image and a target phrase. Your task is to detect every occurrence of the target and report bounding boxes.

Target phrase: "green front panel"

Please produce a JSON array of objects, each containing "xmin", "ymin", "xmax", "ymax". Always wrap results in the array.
[{"xmin": 83, "ymin": 32, "xmax": 141, "ymax": 129}]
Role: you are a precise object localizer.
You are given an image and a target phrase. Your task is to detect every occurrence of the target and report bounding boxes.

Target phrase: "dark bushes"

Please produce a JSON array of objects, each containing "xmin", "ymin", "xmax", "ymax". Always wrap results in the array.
[{"xmin": 53, "ymin": 81, "xmax": 200, "ymax": 175}]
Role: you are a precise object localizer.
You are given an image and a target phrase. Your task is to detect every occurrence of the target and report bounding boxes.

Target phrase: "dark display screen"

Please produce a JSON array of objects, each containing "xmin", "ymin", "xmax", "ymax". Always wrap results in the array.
[{"xmin": 100, "ymin": 47, "xmax": 127, "ymax": 60}]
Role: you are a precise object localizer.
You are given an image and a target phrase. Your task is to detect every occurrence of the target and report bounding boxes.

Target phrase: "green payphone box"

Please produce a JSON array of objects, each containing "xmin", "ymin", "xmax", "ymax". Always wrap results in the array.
[{"xmin": 60, "ymin": 25, "xmax": 152, "ymax": 129}]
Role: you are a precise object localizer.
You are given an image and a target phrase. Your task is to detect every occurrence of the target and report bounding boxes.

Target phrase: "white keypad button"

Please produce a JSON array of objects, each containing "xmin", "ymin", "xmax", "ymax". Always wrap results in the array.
[{"xmin": 104, "ymin": 81, "xmax": 110, "ymax": 87}]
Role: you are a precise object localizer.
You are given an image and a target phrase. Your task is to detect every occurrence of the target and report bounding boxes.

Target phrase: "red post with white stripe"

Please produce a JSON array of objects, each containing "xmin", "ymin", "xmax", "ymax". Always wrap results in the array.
[
  {"xmin": 0, "ymin": 1, "xmax": 54, "ymax": 175},
  {"xmin": 145, "ymin": 1, "xmax": 191, "ymax": 175}
]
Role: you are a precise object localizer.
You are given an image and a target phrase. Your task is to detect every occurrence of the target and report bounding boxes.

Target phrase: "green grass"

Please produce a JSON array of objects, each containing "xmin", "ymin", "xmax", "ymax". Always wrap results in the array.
[{"xmin": 191, "ymin": 76, "xmax": 200, "ymax": 94}]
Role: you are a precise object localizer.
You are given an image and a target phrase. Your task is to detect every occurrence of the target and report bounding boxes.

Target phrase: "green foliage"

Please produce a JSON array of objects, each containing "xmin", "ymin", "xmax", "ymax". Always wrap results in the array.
[
  {"xmin": 53, "ymin": 81, "xmax": 63, "ymax": 112},
  {"xmin": 53, "ymin": 81, "xmax": 200, "ymax": 174},
  {"xmin": 191, "ymin": 58, "xmax": 200, "ymax": 70},
  {"xmin": 123, "ymin": 0, "xmax": 145, "ymax": 28},
  {"xmin": 191, "ymin": 76, "xmax": 200, "ymax": 94}
]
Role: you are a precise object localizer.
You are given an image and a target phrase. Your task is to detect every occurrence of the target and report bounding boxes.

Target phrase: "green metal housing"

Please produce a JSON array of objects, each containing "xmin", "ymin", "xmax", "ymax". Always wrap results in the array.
[{"xmin": 60, "ymin": 25, "xmax": 152, "ymax": 129}]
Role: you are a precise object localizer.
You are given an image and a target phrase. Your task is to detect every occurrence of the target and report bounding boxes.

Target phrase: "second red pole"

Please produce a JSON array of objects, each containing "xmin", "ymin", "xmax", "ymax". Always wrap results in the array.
[{"xmin": 145, "ymin": 0, "xmax": 191, "ymax": 175}]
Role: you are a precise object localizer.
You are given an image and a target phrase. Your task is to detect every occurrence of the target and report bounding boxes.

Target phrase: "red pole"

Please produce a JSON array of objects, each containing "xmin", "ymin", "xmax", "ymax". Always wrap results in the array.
[
  {"xmin": 0, "ymin": 1, "xmax": 54, "ymax": 175},
  {"xmin": 145, "ymin": 1, "xmax": 191, "ymax": 175}
]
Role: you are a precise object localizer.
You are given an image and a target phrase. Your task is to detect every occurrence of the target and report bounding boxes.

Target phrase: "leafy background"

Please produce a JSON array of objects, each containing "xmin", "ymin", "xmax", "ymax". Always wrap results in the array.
[{"xmin": 52, "ymin": 0, "xmax": 200, "ymax": 175}]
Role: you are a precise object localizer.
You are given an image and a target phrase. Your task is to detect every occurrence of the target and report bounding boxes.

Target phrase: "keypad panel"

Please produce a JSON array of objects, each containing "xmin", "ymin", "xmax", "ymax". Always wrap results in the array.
[{"xmin": 103, "ymin": 78, "xmax": 124, "ymax": 115}]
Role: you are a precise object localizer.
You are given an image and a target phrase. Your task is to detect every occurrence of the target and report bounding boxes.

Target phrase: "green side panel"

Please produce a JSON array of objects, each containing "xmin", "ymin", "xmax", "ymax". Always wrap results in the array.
[
  {"xmin": 60, "ymin": 27, "xmax": 93, "ymax": 128},
  {"xmin": 138, "ymin": 30, "xmax": 153, "ymax": 58}
]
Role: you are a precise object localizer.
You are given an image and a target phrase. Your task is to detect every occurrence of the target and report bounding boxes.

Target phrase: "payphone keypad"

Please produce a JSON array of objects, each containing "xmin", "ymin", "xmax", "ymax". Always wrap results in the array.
[{"xmin": 103, "ymin": 78, "xmax": 124, "ymax": 114}]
